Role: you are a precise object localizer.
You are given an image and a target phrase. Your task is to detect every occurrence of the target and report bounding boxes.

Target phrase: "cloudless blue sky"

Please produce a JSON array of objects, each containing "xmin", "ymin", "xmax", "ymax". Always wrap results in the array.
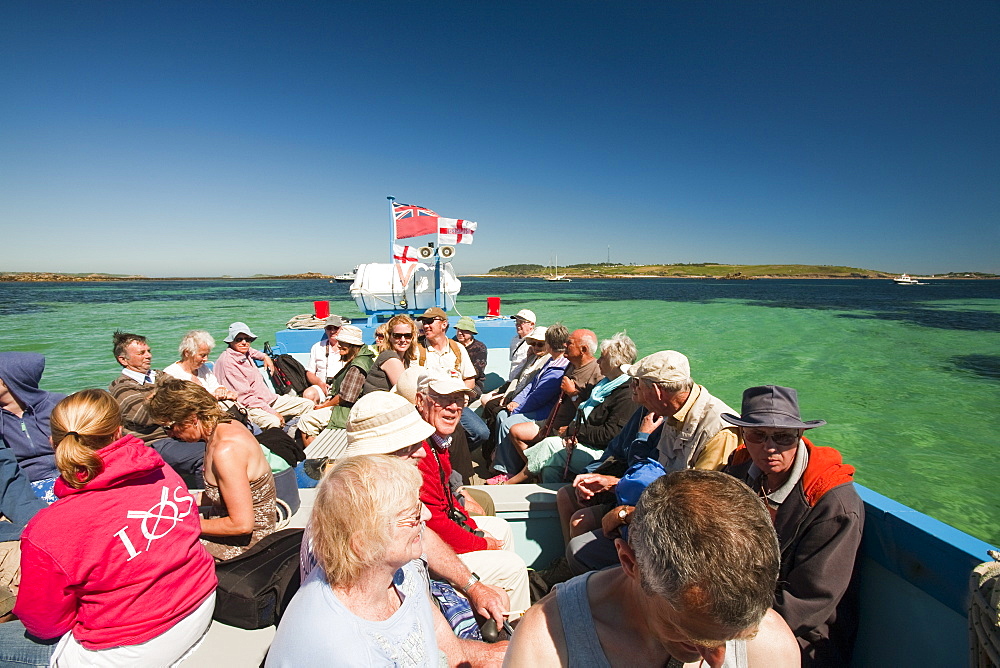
[{"xmin": 2, "ymin": 1, "xmax": 997, "ymax": 276}]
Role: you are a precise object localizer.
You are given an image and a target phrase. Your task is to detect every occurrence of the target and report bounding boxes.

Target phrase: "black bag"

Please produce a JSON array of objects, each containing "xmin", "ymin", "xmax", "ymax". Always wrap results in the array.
[
  {"xmin": 224, "ymin": 402, "xmax": 251, "ymax": 427},
  {"xmin": 213, "ymin": 528, "xmax": 304, "ymax": 629},
  {"xmin": 257, "ymin": 427, "xmax": 306, "ymax": 468},
  {"xmin": 262, "ymin": 344, "xmax": 311, "ymax": 396}
]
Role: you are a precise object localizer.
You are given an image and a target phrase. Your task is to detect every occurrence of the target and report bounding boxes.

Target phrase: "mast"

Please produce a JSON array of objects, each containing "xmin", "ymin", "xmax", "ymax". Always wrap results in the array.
[{"xmin": 387, "ymin": 196, "xmax": 396, "ymax": 264}]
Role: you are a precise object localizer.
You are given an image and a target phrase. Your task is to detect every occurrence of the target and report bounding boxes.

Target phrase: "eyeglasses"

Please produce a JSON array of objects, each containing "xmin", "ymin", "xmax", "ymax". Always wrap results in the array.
[
  {"xmin": 528, "ymin": 341, "xmax": 545, "ymax": 347},
  {"xmin": 396, "ymin": 507, "xmax": 424, "ymax": 528},
  {"xmin": 742, "ymin": 429, "xmax": 800, "ymax": 447},
  {"xmin": 390, "ymin": 332, "xmax": 413, "ymax": 340},
  {"xmin": 429, "ymin": 391, "xmax": 467, "ymax": 408}
]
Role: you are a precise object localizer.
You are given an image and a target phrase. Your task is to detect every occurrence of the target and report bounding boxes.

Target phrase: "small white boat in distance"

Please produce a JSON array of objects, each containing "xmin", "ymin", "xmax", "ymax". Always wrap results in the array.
[
  {"xmin": 545, "ymin": 256, "xmax": 572, "ymax": 282},
  {"xmin": 894, "ymin": 274, "xmax": 928, "ymax": 285},
  {"xmin": 333, "ymin": 266, "xmax": 359, "ymax": 283}
]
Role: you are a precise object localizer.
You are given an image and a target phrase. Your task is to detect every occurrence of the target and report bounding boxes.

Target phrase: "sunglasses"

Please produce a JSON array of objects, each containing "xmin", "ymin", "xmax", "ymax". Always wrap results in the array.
[
  {"xmin": 742, "ymin": 429, "xmax": 799, "ymax": 447},
  {"xmin": 390, "ymin": 332, "xmax": 414, "ymax": 340},
  {"xmin": 233, "ymin": 336, "xmax": 255, "ymax": 343},
  {"xmin": 419, "ymin": 318, "xmax": 443, "ymax": 325}
]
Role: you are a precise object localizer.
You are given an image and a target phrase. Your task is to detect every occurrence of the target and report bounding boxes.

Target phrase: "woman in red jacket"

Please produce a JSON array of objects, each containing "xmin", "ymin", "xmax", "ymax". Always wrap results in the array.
[{"xmin": 0, "ymin": 389, "xmax": 216, "ymax": 667}]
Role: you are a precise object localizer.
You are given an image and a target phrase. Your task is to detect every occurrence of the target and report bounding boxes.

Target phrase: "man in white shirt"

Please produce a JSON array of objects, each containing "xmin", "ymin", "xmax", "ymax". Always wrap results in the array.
[
  {"xmin": 508, "ymin": 309, "xmax": 536, "ymax": 381},
  {"xmin": 303, "ymin": 315, "xmax": 348, "ymax": 402}
]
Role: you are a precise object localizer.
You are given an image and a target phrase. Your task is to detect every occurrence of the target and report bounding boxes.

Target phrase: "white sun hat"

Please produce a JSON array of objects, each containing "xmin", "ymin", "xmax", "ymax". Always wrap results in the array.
[{"xmin": 345, "ymin": 391, "xmax": 435, "ymax": 457}]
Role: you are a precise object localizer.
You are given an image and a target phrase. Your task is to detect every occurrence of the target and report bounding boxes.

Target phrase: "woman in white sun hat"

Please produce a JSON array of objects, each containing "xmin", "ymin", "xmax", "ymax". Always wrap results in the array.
[{"xmin": 297, "ymin": 325, "xmax": 377, "ymax": 442}]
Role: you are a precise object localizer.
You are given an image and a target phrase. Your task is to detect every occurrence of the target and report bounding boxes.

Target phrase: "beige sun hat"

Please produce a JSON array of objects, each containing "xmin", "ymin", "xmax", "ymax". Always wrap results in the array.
[
  {"xmin": 345, "ymin": 391, "xmax": 434, "ymax": 456},
  {"xmin": 525, "ymin": 325, "xmax": 547, "ymax": 342},
  {"xmin": 392, "ymin": 366, "xmax": 424, "ymax": 405},
  {"xmin": 336, "ymin": 325, "xmax": 365, "ymax": 346},
  {"xmin": 622, "ymin": 350, "xmax": 691, "ymax": 384}
]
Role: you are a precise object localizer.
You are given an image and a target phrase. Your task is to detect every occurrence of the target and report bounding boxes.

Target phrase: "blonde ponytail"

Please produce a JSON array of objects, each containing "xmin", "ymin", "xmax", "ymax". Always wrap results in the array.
[{"xmin": 50, "ymin": 389, "xmax": 122, "ymax": 489}]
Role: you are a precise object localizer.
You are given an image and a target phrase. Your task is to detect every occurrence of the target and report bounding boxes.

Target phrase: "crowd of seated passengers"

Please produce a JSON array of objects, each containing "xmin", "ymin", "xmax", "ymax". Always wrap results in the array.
[
  {"xmin": 0, "ymin": 389, "xmax": 215, "ymax": 665},
  {"xmin": 475, "ymin": 328, "xmax": 863, "ymax": 665},
  {"xmin": 0, "ymin": 317, "xmax": 864, "ymax": 667}
]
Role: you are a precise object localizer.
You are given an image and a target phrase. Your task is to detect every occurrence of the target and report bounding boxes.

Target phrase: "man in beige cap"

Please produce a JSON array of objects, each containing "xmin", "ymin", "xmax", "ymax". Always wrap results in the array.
[
  {"xmin": 299, "ymin": 390, "xmax": 512, "ymax": 627},
  {"xmin": 508, "ymin": 309, "xmax": 536, "ymax": 380},
  {"xmin": 621, "ymin": 350, "xmax": 737, "ymax": 473},
  {"xmin": 413, "ymin": 372, "xmax": 532, "ymax": 616},
  {"xmin": 565, "ymin": 350, "xmax": 738, "ymax": 575},
  {"xmin": 416, "ymin": 307, "xmax": 491, "ymax": 453}
]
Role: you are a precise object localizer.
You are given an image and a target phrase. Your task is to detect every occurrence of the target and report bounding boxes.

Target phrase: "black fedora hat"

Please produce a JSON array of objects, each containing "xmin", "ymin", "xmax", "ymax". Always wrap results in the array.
[{"xmin": 722, "ymin": 385, "xmax": 826, "ymax": 430}]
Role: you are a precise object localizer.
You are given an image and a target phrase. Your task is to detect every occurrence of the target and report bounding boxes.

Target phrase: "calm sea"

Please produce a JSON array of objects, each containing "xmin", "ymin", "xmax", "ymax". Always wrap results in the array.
[{"xmin": 1, "ymin": 277, "xmax": 998, "ymax": 544}]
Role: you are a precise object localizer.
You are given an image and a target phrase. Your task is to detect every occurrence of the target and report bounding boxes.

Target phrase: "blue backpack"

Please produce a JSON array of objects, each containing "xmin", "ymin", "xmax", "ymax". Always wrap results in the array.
[{"xmin": 616, "ymin": 458, "xmax": 666, "ymax": 539}]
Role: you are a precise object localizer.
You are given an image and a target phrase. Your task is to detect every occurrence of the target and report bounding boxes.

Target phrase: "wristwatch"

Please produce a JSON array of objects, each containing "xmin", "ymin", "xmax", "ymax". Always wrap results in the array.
[
  {"xmin": 461, "ymin": 572, "xmax": 481, "ymax": 593},
  {"xmin": 618, "ymin": 506, "xmax": 630, "ymax": 525}
]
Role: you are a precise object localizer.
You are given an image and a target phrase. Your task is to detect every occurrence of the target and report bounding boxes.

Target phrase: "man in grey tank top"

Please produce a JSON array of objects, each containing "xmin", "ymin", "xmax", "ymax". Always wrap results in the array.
[{"xmin": 504, "ymin": 471, "xmax": 800, "ymax": 667}]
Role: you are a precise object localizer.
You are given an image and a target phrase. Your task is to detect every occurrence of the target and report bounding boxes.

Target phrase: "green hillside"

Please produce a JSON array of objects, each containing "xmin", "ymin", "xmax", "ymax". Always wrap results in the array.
[{"xmin": 487, "ymin": 263, "xmax": 888, "ymax": 278}]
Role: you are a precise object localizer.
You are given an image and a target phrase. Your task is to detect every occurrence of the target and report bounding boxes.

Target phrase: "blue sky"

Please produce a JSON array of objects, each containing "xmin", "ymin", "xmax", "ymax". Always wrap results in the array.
[{"xmin": 2, "ymin": 1, "xmax": 997, "ymax": 276}]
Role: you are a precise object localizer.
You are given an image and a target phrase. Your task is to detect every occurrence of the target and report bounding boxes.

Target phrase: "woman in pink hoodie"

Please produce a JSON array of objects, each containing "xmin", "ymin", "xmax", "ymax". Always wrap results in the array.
[{"xmin": 0, "ymin": 389, "xmax": 217, "ymax": 666}]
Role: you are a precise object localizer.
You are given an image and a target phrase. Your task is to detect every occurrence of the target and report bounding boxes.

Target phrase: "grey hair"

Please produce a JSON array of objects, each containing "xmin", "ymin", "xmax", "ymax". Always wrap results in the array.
[
  {"xmin": 179, "ymin": 330, "xmax": 216, "ymax": 358},
  {"xmin": 577, "ymin": 331, "xmax": 599, "ymax": 356},
  {"xmin": 545, "ymin": 323, "xmax": 570, "ymax": 352},
  {"xmin": 599, "ymin": 332, "xmax": 637, "ymax": 369},
  {"xmin": 629, "ymin": 470, "xmax": 779, "ymax": 633},
  {"xmin": 657, "ymin": 378, "xmax": 694, "ymax": 395}
]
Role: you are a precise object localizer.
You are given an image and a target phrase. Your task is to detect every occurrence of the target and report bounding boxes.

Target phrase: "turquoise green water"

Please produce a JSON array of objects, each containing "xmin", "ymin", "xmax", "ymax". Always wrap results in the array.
[{"xmin": 1, "ymin": 278, "xmax": 998, "ymax": 545}]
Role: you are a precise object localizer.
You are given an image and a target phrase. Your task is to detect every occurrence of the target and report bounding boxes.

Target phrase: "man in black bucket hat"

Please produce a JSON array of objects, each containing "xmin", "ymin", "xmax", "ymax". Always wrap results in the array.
[{"xmin": 723, "ymin": 385, "xmax": 864, "ymax": 668}]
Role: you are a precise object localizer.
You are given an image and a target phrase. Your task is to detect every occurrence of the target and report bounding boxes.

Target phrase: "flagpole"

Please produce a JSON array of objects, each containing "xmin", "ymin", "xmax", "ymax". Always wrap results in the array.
[{"xmin": 387, "ymin": 196, "xmax": 396, "ymax": 264}]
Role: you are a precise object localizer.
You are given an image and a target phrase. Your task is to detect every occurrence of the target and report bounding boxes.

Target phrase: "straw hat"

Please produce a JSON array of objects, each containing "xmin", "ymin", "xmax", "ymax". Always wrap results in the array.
[{"xmin": 345, "ymin": 391, "xmax": 435, "ymax": 456}]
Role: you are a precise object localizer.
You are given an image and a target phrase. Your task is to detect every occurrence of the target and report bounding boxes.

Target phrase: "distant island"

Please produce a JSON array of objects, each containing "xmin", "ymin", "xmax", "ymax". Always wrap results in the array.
[
  {"xmin": 0, "ymin": 271, "xmax": 335, "ymax": 282},
  {"xmin": 1, "ymin": 266, "xmax": 996, "ymax": 282},
  {"xmin": 484, "ymin": 263, "xmax": 998, "ymax": 280}
]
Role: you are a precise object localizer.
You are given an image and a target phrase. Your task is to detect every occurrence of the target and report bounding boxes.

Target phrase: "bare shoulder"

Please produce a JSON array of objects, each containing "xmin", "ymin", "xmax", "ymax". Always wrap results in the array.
[
  {"xmin": 503, "ymin": 594, "xmax": 566, "ymax": 667},
  {"xmin": 214, "ymin": 420, "xmax": 259, "ymax": 450},
  {"xmin": 745, "ymin": 609, "xmax": 800, "ymax": 667},
  {"xmin": 209, "ymin": 421, "xmax": 261, "ymax": 469}
]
